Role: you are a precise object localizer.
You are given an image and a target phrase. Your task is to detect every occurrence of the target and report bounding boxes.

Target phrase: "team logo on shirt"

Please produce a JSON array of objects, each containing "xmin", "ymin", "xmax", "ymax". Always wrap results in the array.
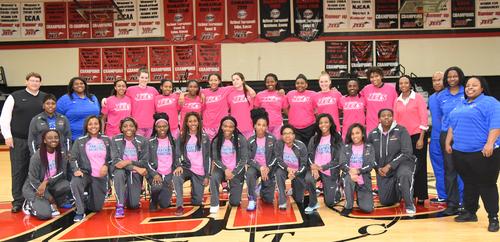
[
  {"xmin": 135, "ymin": 93, "xmax": 154, "ymax": 101},
  {"xmin": 206, "ymin": 95, "xmax": 222, "ymax": 104},
  {"xmin": 221, "ymin": 144, "xmax": 235, "ymax": 155},
  {"xmin": 157, "ymin": 145, "xmax": 172, "ymax": 156},
  {"xmin": 344, "ymin": 101, "xmax": 364, "ymax": 110},
  {"xmin": 87, "ymin": 143, "xmax": 106, "ymax": 152},
  {"xmin": 232, "ymin": 94, "xmax": 248, "ymax": 104},
  {"xmin": 114, "ymin": 102, "xmax": 131, "ymax": 112},
  {"xmin": 261, "ymin": 95, "xmax": 281, "ymax": 103},
  {"xmin": 185, "ymin": 102, "xmax": 202, "ymax": 109},
  {"xmin": 291, "ymin": 95, "xmax": 310, "ymax": 103},
  {"xmin": 157, "ymin": 97, "xmax": 176, "ymax": 107},
  {"xmin": 366, "ymin": 93, "xmax": 387, "ymax": 102},
  {"xmin": 186, "ymin": 143, "xmax": 199, "ymax": 152},
  {"xmin": 317, "ymin": 96, "xmax": 336, "ymax": 106},
  {"xmin": 284, "ymin": 152, "xmax": 298, "ymax": 166},
  {"xmin": 316, "ymin": 144, "xmax": 331, "ymax": 154}
]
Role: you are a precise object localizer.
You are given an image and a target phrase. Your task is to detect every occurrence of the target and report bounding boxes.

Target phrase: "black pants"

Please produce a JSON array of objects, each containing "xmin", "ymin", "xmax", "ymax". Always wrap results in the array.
[
  {"xmin": 411, "ymin": 133, "xmax": 428, "ymax": 200},
  {"xmin": 453, "ymin": 149, "xmax": 499, "ymax": 218},
  {"xmin": 294, "ymin": 124, "xmax": 315, "ymax": 145},
  {"xmin": 440, "ymin": 132, "xmax": 461, "ymax": 207},
  {"xmin": 10, "ymin": 137, "xmax": 30, "ymax": 207}
]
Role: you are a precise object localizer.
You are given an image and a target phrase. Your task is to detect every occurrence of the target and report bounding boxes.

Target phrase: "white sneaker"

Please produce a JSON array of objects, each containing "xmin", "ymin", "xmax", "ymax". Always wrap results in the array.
[
  {"xmin": 406, "ymin": 207, "xmax": 416, "ymax": 215},
  {"xmin": 209, "ymin": 205, "xmax": 219, "ymax": 214},
  {"xmin": 51, "ymin": 204, "xmax": 60, "ymax": 217},
  {"xmin": 278, "ymin": 203, "xmax": 287, "ymax": 210},
  {"xmin": 305, "ymin": 203, "xmax": 320, "ymax": 213},
  {"xmin": 22, "ymin": 200, "xmax": 31, "ymax": 215}
]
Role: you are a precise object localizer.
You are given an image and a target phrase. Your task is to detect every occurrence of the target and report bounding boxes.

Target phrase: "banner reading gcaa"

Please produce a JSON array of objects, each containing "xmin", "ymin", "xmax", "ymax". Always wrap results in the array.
[
  {"xmin": 114, "ymin": 0, "xmax": 138, "ymax": 38},
  {"xmin": 227, "ymin": 0, "xmax": 258, "ymax": 42},
  {"xmin": 260, "ymin": 0, "xmax": 291, "ymax": 42},
  {"xmin": 21, "ymin": 2, "xmax": 44, "ymax": 39}
]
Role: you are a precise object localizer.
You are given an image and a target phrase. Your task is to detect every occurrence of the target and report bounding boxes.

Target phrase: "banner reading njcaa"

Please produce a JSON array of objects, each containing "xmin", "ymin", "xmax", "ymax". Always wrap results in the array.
[
  {"xmin": 294, "ymin": 0, "xmax": 323, "ymax": 42},
  {"xmin": 260, "ymin": 0, "xmax": 291, "ymax": 42}
]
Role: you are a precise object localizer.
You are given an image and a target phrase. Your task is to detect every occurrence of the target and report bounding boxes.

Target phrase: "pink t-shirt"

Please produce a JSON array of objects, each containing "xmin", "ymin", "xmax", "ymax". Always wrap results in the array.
[
  {"xmin": 227, "ymin": 89, "xmax": 254, "ymax": 133},
  {"xmin": 285, "ymin": 90, "xmax": 317, "ymax": 129},
  {"xmin": 156, "ymin": 138, "xmax": 173, "ymax": 175},
  {"xmin": 180, "ymin": 95, "xmax": 203, "ymax": 128},
  {"xmin": 283, "ymin": 145, "xmax": 299, "ymax": 170},
  {"xmin": 254, "ymin": 90, "xmax": 286, "ymax": 127},
  {"xmin": 360, "ymin": 83, "xmax": 397, "ymax": 132},
  {"xmin": 45, "ymin": 152, "xmax": 57, "ymax": 180},
  {"xmin": 155, "ymin": 94, "xmax": 180, "ymax": 131},
  {"xmin": 314, "ymin": 135, "xmax": 332, "ymax": 176},
  {"xmin": 254, "ymin": 137, "xmax": 266, "ymax": 167},
  {"xmin": 340, "ymin": 95, "xmax": 366, "ymax": 141},
  {"xmin": 85, "ymin": 138, "xmax": 107, "ymax": 177},
  {"xmin": 314, "ymin": 91, "xmax": 342, "ymax": 132},
  {"xmin": 221, "ymin": 139, "xmax": 237, "ymax": 171},
  {"xmin": 201, "ymin": 86, "xmax": 232, "ymax": 129},
  {"xmin": 102, "ymin": 96, "xmax": 132, "ymax": 137},
  {"xmin": 349, "ymin": 144, "xmax": 364, "ymax": 185},
  {"xmin": 123, "ymin": 139, "xmax": 138, "ymax": 162},
  {"xmin": 126, "ymin": 85, "xmax": 159, "ymax": 129},
  {"xmin": 186, "ymin": 135, "xmax": 204, "ymax": 176}
]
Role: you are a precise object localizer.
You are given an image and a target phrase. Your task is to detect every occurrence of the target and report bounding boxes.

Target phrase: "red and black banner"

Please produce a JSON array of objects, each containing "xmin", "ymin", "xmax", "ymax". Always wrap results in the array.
[
  {"xmin": 164, "ymin": 0, "xmax": 194, "ymax": 42},
  {"xmin": 227, "ymin": 0, "xmax": 259, "ymax": 42},
  {"xmin": 294, "ymin": 0, "xmax": 323, "ymax": 42},
  {"xmin": 44, "ymin": 2, "xmax": 67, "ymax": 40},
  {"xmin": 400, "ymin": 0, "xmax": 423, "ymax": 29},
  {"xmin": 173, "ymin": 45, "xmax": 197, "ymax": 81},
  {"xmin": 149, "ymin": 46, "xmax": 173, "ymax": 82},
  {"xmin": 102, "ymin": 47, "xmax": 125, "ymax": 83},
  {"xmin": 0, "ymin": 3, "xmax": 21, "ymax": 38},
  {"xmin": 375, "ymin": 40, "xmax": 399, "ymax": 77},
  {"xmin": 197, "ymin": 44, "xmax": 221, "ymax": 82},
  {"xmin": 79, "ymin": 48, "xmax": 102, "ymax": 83},
  {"xmin": 138, "ymin": 0, "xmax": 161, "ymax": 36},
  {"xmin": 90, "ymin": 0, "xmax": 114, "ymax": 38},
  {"xmin": 260, "ymin": 0, "xmax": 291, "ymax": 42},
  {"xmin": 125, "ymin": 46, "xmax": 148, "ymax": 82},
  {"xmin": 196, "ymin": 0, "xmax": 225, "ymax": 43},
  {"xmin": 68, "ymin": 1, "xmax": 91, "ymax": 39},
  {"xmin": 375, "ymin": 0, "xmax": 398, "ymax": 29},
  {"xmin": 451, "ymin": 0, "xmax": 475, "ymax": 27},
  {"xmin": 114, "ymin": 0, "xmax": 138, "ymax": 37},
  {"xmin": 325, "ymin": 41, "xmax": 348, "ymax": 78},
  {"xmin": 350, "ymin": 41, "xmax": 373, "ymax": 78},
  {"xmin": 21, "ymin": 2, "xmax": 44, "ymax": 39}
]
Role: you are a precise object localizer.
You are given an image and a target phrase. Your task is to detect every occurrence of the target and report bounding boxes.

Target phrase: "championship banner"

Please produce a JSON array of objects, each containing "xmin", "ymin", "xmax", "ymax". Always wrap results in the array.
[
  {"xmin": 375, "ymin": 0, "xmax": 398, "ymax": 29},
  {"xmin": 138, "ymin": 0, "xmax": 162, "ymax": 36},
  {"xmin": 0, "ymin": 3, "xmax": 21, "ymax": 38},
  {"xmin": 173, "ymin": 45, "xmax": 197, "ymax": 81},
  {"xmin": 44, "ymin": 1, "xmax": 67, "ymax": 40},
  {"xmin": 125, "ymin": 46, "xmax": 149, "ymax": 82},
  {"xmin": 452, "ymin": 0, "xmax": 475, "ymax": 27},
  {"xmin": 350, "ymin": 41, "xmax": 373, "ymax": 78},
  {"xmin": 350, "ymin": 0, "xmax": 374, "ymax": 30},
  {"xmin": 114, "ymin": 0, "xmax": 138, "ymax": 38},
  {"xmin": 227, "ymin": 0, "xmax": 258, "ymax": 42},
  {"xmin": 149, "ymin": 46, "xmax": 173, "ymax": 82},
  {"xmin": 477, "ymin": 0, "xmax": 500, "ymax": 28},
  {"xmin": 260, "ymin": 0, "xmax": 291, "ymax": 42},
  {"xmin": 21, "ymin": 2, "xmax": 44, "ymax": 39},
  {"xmin": 79, "ymin": 48, "xmax": 102, "ymax": 83},
  {"xmin": 197, "ymin": 44, "xmax": 221, "ymax": 82},
  {"xmin": 164, "ymin": 0, "xmax": 194, "ymax": 42},
  {"xmin": 424, "ymin": 0, "xmax": 451, "ymax": 28},
  {"xmin": 195, "ymin": 0, "xmax": 225, "ymax": 43},
  {"xmin": 325, "ymin": 41, "xmax": 348, "ymax": 78},
  {"xmin": 102, "ymin": 47, "xmax": 125, "ymax": 83},
  {"xmin": 323, "ymin": 0, "xmax": 349, "ymax": 32},
  {"xmin": 375, "ymin": 40, "xmax": 399, "ymax": 77},
  {"xmin": 68, "ymin": 1, "xmax": 91, "ymax": 39},
  {"xmin": 294, "ymin": 0, "xmax": 323, "ymax": 42},
  {"xmin": 90, "ymin": 0, "xmax": 114, "ymax": 38},
  {"xmin": 400, "ymin": 0, "xmax": 423, "ymax": 28}
]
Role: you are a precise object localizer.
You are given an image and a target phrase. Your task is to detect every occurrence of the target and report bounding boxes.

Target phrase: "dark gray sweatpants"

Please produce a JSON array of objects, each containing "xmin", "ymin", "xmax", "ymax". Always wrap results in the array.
[
  {"xmin": 376, "ymin": 162, "xmax": 415, "ymax": 209},
  {"xmin": 24, "ymin": 179, "xmax": 70, "ymax": 220},
  {"xmin": 70, "ymin": 175, "xmax": 107, "ymax": 215},
  {"xmin": 246, "ymin": 167, "xmax": 275, "ymax": 204},
  {"xmin": 173, "ymin": 169, "xmax": 205, "ymax": 207},
  {"xmin": 113, "ymin": 169, "xmax": 143, "ymax": 208},
  {"xmin": 343, "ymin": 175, "xmax": 374, "ymax": 212},
  {"xmin": 306, "ymin": 171, "xmax": 341, "ymax": 207},
  {"xmin": 149, "ymin": 174, "xmax": 173, "ymax": 209},
  {"xmin": 210, "ymin": 168, "xmax": 244, "ymax": 207},
  {"xmin": 276, "ymin": 168, "xmax": 315, "ymax": 207}
]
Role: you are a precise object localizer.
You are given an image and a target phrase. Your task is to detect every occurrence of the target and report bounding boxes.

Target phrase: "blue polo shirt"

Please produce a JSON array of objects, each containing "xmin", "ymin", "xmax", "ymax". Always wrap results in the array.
[
  {"xmin": 428, "ymin": 92, "xmax": 442, "ymax": 140},
  {"xmin": 449, "ymin": 94, "xmax": 500, "ymax": 152},
  {"xmin": 56, "ymin": 93, "xmax": 100, "ymax": 141},
  {"xmin": 437, "ymin": 86, "xmax": 465, "ymax": 132}
]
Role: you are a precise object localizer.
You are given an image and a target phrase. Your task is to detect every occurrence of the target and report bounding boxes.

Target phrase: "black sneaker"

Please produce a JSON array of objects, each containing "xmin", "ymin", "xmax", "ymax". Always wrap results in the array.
[
  {"xmin": 430, "ymin": 198, "xmax": 446, "ymax": 204},
  {"xmin": 442, "ymin": 206, "xmax": 459, "ymax": 216},
  {"xmin": 454, "ymin": 211, "xmax": 478, "ymax": 222},
  {"xmin": 488, "ymin": 217, "xmax": 499, "ymax": 232},
  {"xmin": 340, "ymin": 208, "xmax": 352, "ymax": 217}
]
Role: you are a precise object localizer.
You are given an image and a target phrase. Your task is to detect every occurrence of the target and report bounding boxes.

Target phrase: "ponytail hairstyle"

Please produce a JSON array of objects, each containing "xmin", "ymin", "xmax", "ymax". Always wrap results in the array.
[
  {"xmin": 39, "ymin": 130, "xmax": 63, "ymax": 178},
  {"xmin": 232, "ymin": 72, "xmax": 250, "ymax": 105},
  {"xmin": 180, "ymin": 112, "xmax": 203, "ymax": 154},
  {"xmin": 212, "ymin": 115, "xmax": 242, "ymax": 161}
]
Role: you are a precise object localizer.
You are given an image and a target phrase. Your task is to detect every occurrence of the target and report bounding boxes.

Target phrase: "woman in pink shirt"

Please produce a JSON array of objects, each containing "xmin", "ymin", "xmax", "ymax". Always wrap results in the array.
[
  {"xmin": 360, "ymin": 67, "xmax": 398, "ymax": 133},
  {"xmin": 254, "ymin": 73, "xmax": 286, "ymax": 139},
  {"xmin": 179, "ymin": 80, "xmax": 203, "ymax": 130},
  {"xmin": 340, "ymin": 78, "xmax": 366, "ymax": 142},
  {"xmin": 394, "ymin": 75, "xmax": 429, "ymax": 204},
  {"xmin": 314, "ymin": 72, "xmax": 342, "ymax": 132},
  {"xmin": 285, "ymin": 74, "xmax": 317, "ymax": 145},
  {"xmin": 155, "ymin": 79, "xmax": 180, "ymax": 138},
  {"xmin": 227, "ymin": 72, "xmax": 254, "ymax": 139},
  {"xmin": 126, "ymin": 69, "xmax": 159, "ymax": 138},
  {"xmin": 102, "ymin": 79, "xmax": 132, "ymax": 138},
  {"xmin": 201, "ymin": 74, "xmax": 231, "ymax": 140}
]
